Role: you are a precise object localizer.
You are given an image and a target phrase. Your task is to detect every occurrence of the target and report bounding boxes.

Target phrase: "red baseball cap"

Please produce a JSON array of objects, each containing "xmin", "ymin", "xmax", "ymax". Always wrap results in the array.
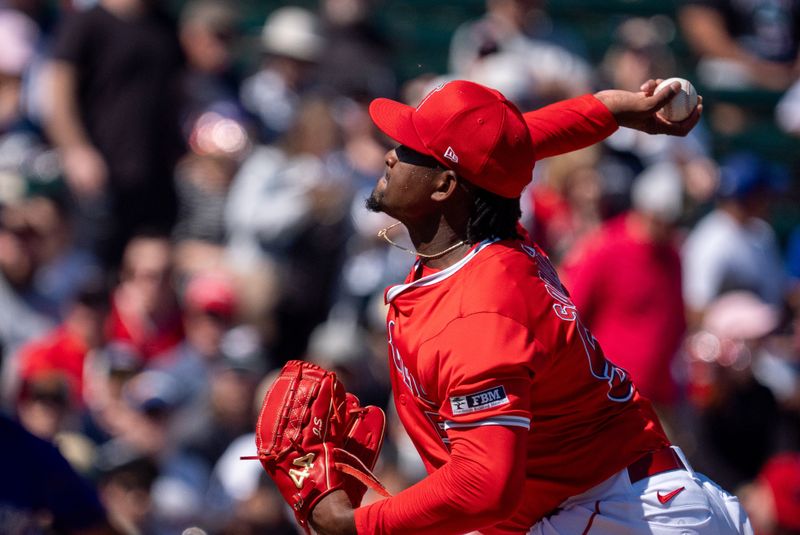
[
  {"xmin": 184, "ymin": 271, "xmax": 237, "ymax": 318},
  {"xmin": 369, "ymin": 80, "xmax": 534, "ymax": 198}
]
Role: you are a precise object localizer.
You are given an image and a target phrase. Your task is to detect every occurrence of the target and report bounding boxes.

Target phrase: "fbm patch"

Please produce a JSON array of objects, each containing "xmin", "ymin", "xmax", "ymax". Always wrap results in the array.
[{"xmin": 449, "ymin": 386, "xmax": 509, "ymax": 415}]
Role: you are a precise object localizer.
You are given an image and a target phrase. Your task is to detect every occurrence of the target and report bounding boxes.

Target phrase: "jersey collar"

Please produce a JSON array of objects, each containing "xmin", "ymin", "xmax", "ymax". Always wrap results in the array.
[{"xmin": 385, "ymin": 238, "xmax": 498, "ymax": 304}]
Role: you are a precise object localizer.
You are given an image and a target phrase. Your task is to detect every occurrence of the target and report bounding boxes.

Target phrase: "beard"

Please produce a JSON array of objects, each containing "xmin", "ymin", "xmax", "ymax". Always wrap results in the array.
[{"xmin": 364, "ymin": 190, "xmax": 383, "ymax": 213}]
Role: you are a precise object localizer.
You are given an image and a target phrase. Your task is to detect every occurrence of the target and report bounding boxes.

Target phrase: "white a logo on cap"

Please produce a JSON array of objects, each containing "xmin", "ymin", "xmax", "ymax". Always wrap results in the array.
[
  {"xmin": 416, "ymin": 81, "xmax": 448, "ymax": 111},
  {"xmin": 444, "ymin": 146, "xmax": 459, "ymax": 163}
]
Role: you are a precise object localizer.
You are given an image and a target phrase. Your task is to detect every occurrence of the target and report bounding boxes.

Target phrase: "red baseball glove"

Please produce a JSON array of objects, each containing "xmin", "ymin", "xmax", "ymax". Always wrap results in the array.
[
  {"xmin": 342, "ymin": 392, "xmax": 387, "ymax": 506},
  {"xmin": 243, "ymin": 360, "xmax": 388, "ymax": 532}
]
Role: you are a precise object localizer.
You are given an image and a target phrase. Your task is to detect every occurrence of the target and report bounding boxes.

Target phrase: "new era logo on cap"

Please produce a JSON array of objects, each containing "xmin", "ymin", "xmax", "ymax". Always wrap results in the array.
[{"xmin": 368, "ymin": 80, "xmax": 535, "ymax": 198}]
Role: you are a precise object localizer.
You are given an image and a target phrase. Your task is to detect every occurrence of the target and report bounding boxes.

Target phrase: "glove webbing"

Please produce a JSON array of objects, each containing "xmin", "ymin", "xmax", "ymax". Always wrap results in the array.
[
  {"xmin": 334, "ymin": 448, "xmax": 391, "ymax": 497},
  {"xmin": 241, "ymin": 446, "xmax": 391, "ymax": 498}
]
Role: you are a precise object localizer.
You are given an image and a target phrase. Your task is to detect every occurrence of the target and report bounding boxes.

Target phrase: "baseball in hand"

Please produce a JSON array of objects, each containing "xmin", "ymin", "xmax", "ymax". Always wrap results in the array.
[{"xmin": 655, "ymin": 78, "xmax": 698, "ymax": 122}]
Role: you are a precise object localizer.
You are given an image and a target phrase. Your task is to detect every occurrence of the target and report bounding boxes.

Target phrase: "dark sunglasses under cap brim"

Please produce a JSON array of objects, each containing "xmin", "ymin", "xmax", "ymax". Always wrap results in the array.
[
  {"xmin": 395, "ymin": 145, "xmax": 446, "ymax": 169},
  {"xmin": 371, "ymin": 98, "xmax": 450, "ymax": 170}
]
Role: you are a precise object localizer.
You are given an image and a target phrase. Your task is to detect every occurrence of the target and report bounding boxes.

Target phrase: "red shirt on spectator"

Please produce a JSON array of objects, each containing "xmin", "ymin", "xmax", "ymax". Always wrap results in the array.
[
  {"xmin": 106, "ymin": 295, "xmax": 184, "ymax": 362},
  {"xmin": 561, "ymin": 214, "xmax": 686, "ymax": 405}
]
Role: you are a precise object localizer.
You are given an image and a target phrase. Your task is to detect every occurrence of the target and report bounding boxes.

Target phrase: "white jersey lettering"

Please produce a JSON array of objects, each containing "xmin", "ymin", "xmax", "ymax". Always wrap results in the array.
[{"xmin": 522, "ymin": 244, "xmax": 633, "ymax": 402}]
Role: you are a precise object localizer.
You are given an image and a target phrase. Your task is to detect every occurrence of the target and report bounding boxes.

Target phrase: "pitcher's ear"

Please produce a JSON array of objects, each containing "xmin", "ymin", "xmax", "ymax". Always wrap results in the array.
[{"xmin": 430, "ymin": 169, "xmax": 459, "ymax": 202}]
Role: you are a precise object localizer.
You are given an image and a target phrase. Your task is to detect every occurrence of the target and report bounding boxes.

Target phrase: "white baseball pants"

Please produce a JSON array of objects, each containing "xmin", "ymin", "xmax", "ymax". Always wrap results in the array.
[{"xmin": 529, "ymin": 447, "xmax": 753, "ymax": 535}]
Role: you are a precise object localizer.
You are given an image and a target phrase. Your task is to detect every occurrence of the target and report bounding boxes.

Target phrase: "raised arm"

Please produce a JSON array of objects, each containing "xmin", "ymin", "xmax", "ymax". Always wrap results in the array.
[
  {"xmin": 526, "ymin": 79, "xmax": 703, "ymax": 160},
  {"xmin": 524, "ymin": 93, "xmax": 617, "ymax": 160}
]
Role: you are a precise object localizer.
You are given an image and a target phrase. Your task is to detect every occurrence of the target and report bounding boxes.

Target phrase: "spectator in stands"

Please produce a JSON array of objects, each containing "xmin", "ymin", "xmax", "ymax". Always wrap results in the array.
[
  {"xmin": 96, "ymin": 369, "xmax": 208, "ymax": 533},
  {"xmin": 21, "ymin": 194, "xmax": 102, "ymax": 317},
  {"xmin": 177, "ymin": 0, "xmax": 242, "ymax": 135},
  {"xmin": 150, "ymin": 270, "xmax": 238, "ymax": 404},
  {"xmin": 208, "ymin": 434, "xmax": 298, "ymax": 535},
  {"xmin": 225, "ymin": 98, "xmax": 339, "ymax": 266},
  {"xmin": 300, "ymin": 96, "xmax": 391, "ymax": 330},
  {"xmin": 679, "ymin": 0, "xmax": 800, "ymax": 90},
  {"xmin": 561, "ymin": 162, "xmax": 686, "ymax": 417},
  {"xmin": 0, "ymin": 7, "xmax": 69, "ymax": 256},
  {"xmin": 18, "ymin": 277, "xmax": 109, "ymax": 405},
  {"xmin": 524, "ymin": 146, "xmax": 604, "ymax": 263},
  {"xmin": 218, "ymin": 475, "xmax": 299, "ymax": 535},
  {"xmin": 43, "ymin": 0, "xmax": 185, "ymax": 265},
  {"xmin": 334, "ymin": 96, "xmax": 392, "ymax": 193},
  {"xmin": 172, "ymin": 111, "xmax": 250, "ymax": 246},
  {"xmin": 740, "ymin": 452, "xmax": 800, "ymax": 535},
  {"xmin": 80, "ymin": 342, "xmax": 144, "ymax": 446},
  {"xmin": 0, "ymin": 197, "xmax": 70, "ymax": 322},
  {"xmin": 685, "ymin": 291, "xmax": 783, "ymax": 490},
  {"xmin": 595, "ymin": 18, "xmax": 717, "ymax": 222},
  {"xmin": 316, "ymin": 0, "xmax": 396, "ymax": 101},
  {"xmin": 599, "ymin": 17, "xmax": 712, "ymax": 171},
  {"xmin": 96, "ymin": 370, "xmax": 184, "ymax": 459},
  {"xmin": 95, "ymin": 448, "xmax": 159, "ymax": 535},
  {"xmin": 599, "ymin": 18, "xmax": 677, "ymax": 94},
  {"xmin": 107, "ymin": 233, "xmax": 183, "ymax": 361},
  {"xmin": 15, "ymin": 372, "xmax": 99, "ymax": 476},
  {"xmin": 449, "ymin": 0, "xmax": 592, "ymax": 107},
  {"xmin": 682, "ymin": 152, "xmax": 788, "ymax": 324},
  {"xmin": 15, "ymin": 372, "xmax": 72, "ymax": 441},
  {"xmin": 169, "ymin": 106, "xmax": 250, "ymax": 302},
  {"xmin": 0, "ymin": 200, "xmax": 55, "ymax": 402},
  {"xmin": 306, "ymin": 316, "xmax": 388, "ymax": 408},
  {"xmin": 240, "ymin": 6, "xmax": 323, "ymax": 142},
  {"xmin": 174, "ymin": 325, "xmax": 264, "ymax": 472},
  {"xmin": 225, "ymin": 96, "xmax": 350, "ymax": 359},
  {"xmin": 0, "ymin": 8, "xmax": 39, "ymax": 135},
  {"xmin": 173, "ymin": 0, "xmax": 249, "ymax": 258}
]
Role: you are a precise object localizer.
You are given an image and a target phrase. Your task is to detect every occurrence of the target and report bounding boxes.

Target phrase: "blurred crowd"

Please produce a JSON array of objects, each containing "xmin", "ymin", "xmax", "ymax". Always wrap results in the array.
[{"xmin": 0, "ymin": 0, "xmax": 799, "ymax": 533}]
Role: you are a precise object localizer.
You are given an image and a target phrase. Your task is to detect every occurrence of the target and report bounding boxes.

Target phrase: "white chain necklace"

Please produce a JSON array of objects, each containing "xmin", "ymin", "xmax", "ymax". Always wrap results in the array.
[{"xmin": 377, "ymin": 222, "xmax": 467, "ymax": 259}]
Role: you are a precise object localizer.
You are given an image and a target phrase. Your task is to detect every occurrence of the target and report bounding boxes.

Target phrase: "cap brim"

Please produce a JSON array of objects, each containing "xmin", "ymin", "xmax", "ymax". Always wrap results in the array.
[{"xmin": 369, "ymin": 98, "xmax": 428, "ymax": 155}]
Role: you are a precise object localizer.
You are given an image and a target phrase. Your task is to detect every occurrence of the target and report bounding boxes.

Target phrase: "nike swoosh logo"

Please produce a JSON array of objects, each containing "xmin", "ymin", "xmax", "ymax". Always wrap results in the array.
[{"xmin": 657, "ymin": 486, "xmax": 686, "ymax": 504}]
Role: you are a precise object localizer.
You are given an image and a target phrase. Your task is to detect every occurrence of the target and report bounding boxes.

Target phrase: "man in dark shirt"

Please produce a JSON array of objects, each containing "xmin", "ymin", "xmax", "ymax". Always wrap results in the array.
[{"xmin": 44, "ymin": 0, "xmax": 185, "ymax": 264}]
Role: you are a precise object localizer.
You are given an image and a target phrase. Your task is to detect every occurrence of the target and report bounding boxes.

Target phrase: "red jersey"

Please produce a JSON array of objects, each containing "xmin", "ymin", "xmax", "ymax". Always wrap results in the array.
[{"xmin": 382, "ymin": 238, "xmax": 668, "ymax": 531}]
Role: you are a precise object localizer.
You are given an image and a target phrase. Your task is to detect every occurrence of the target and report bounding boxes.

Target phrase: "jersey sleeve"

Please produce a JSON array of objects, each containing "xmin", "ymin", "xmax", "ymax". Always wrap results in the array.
[
  {"xmin": 421, "ymin": 312, "xmax": 535, "ymax": 431},
  {"xmin": 354, "ymin": 424, "xmax": 527, "ymax": 535},
  {"xmin": 524, "ymin": 94, "xmax": 618, "ymax": 160}
]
